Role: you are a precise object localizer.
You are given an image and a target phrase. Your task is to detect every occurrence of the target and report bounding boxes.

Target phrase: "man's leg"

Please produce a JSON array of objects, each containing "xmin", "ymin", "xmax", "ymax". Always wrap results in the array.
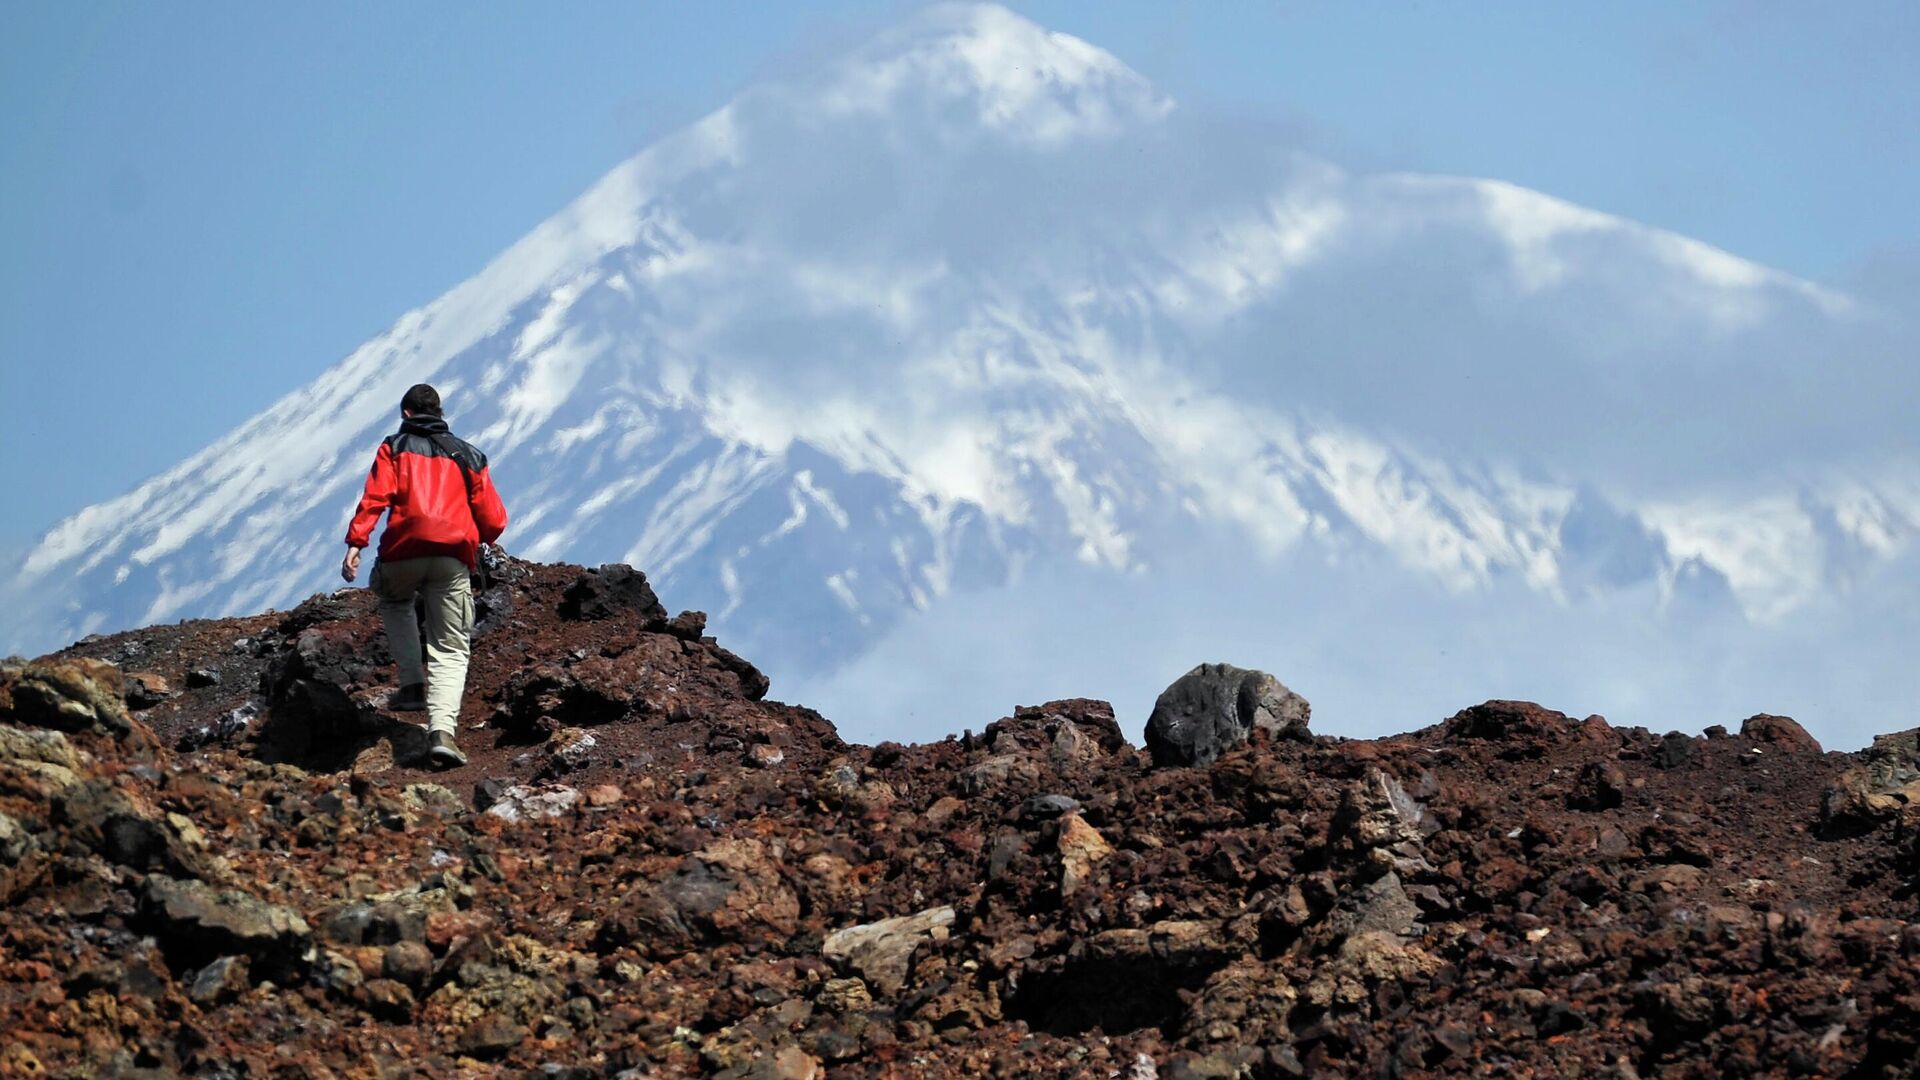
[
  {"xmin": 372, "ymin": 559, "xmax": 427, "ymax": 690},
  {"xmin": 419, "ymin": 556, "xmax": 474, "ymax": 739}
]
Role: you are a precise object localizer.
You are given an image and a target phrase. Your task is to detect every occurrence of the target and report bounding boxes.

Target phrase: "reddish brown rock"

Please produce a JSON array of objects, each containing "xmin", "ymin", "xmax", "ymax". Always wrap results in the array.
[
  {"xmin": 1444, "ymin": 699, "xmax": 1573, "ymax": 742},
  {"xmin": 425, "ymin": 910, "xmax": 494, "ymax": 951},
  {"xmin": 1741, "ymin": 713, "xmax": 1822, "ymax": 754}
]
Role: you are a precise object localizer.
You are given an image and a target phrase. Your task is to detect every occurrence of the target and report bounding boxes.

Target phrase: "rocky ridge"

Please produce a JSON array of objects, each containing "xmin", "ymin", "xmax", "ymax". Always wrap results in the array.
[{"xmin": 4, "ymin": 556, "xmax": 1920, "ymax": 1077}]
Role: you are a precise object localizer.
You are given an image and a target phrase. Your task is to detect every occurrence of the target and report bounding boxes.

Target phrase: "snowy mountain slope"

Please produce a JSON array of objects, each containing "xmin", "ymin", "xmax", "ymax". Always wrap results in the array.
[{"xmin": 9, "ymin": 4, "xmax": 1920, "ymax": 741}]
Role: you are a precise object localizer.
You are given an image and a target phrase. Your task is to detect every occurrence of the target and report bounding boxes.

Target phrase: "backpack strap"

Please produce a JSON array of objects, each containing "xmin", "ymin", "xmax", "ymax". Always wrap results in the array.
[
  {"xmin": 422, "ymin": 430, "xmax": 494, "ymax": 589},
  {"xmin": 422, "ymin": 430, "xmax": 476, "ymax": 491}
]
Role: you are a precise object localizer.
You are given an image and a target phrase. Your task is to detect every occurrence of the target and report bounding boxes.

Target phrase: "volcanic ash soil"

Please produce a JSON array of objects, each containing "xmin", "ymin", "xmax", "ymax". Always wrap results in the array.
[{"xmin": 4, "ymin": 556, "xmax": 1920, "ymax": 1078}]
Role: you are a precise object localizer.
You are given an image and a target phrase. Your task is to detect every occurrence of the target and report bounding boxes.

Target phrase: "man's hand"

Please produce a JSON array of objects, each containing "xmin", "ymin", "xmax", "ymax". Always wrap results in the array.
[{"xmin": 341, "ymin": 546, "xmax": 362, "ymax": 583}]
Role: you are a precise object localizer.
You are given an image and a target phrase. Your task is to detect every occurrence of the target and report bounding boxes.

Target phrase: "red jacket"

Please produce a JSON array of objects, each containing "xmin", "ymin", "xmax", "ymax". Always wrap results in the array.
[{"xmin": 346, "ymin": 415, "xmax": 508, "ymax": 568}]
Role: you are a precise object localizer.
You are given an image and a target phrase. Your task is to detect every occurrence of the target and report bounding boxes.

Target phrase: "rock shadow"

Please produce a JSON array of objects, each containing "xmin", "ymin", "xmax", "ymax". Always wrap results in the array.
[
  {"xmin": 253, "ymin": 705, "xmax": 434, "ymax": 773},
  {"xmin": 1004, "ymin": 950, "xmax": 1227, "ymax": 1037}
]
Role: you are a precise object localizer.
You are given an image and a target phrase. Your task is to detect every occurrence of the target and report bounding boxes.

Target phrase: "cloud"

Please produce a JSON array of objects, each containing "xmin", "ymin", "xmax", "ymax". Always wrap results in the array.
[
  {"xmin": 1844, "ymin": 243, "xmax": 1920, "ymax": 310},
  {"xmin": 787, "ymin": 526, "xmax": 1920, "ymax": 753},
  {"xmin": 601, "ymin": 73, "xmax": 1920, "ymax": 502}
]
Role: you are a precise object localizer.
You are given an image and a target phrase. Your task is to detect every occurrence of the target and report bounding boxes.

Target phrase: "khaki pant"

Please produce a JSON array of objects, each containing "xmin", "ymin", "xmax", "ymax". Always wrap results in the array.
[{"xmin": 370, "ymin": 556, "xmax": 472, "ymax": 736}]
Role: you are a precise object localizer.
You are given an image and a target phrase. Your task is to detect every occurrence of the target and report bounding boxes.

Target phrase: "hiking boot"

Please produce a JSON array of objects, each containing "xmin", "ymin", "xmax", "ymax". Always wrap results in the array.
[
  {"xmin": 427, "ymin": 731, "xmax": 467, "ymax": 768},
  {"xmin": 391, "ymin": 682, "xmax": 427, "ymax": 712}
]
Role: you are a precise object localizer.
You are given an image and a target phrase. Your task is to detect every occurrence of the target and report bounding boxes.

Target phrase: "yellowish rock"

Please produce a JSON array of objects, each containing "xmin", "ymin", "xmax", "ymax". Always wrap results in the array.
[{"xmin": 1057, "ymin": 812, "xmax": 1112, "ymax": 897}]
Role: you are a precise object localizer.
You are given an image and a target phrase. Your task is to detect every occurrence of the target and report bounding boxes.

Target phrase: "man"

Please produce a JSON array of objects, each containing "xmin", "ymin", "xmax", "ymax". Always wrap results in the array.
[{"xmin": 340, "ymin": 383, "xmax": 508, "ymax": 767}]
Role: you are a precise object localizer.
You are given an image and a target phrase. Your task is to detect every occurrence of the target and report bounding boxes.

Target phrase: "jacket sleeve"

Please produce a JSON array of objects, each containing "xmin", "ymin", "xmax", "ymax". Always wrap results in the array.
[
  {"xmin": 469, "ymin": 463, "xmax": 509, "ymax": 545},
  {"xmin": 345, "ymin": 443, "xmax": 396, "ymax": 548}
]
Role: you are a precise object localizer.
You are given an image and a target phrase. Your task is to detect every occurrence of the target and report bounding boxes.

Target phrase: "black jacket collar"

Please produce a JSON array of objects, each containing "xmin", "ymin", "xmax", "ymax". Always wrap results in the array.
[{"xmin": 400, "ymin": 414, "xmax": 451, "ymax": 438}]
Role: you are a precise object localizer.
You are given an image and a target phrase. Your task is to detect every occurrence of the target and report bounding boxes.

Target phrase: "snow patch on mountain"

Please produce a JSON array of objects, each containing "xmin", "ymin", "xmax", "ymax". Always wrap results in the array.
[{"xmin": 9, "ymin": 3, "xmax": 1920, "ymax": 745}]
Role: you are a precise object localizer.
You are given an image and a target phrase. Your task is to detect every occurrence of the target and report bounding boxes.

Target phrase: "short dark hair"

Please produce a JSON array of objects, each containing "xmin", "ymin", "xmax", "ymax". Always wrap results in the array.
[{"xmin": 401, "ymin": 384, "xmax": 441, "ymax": 416}]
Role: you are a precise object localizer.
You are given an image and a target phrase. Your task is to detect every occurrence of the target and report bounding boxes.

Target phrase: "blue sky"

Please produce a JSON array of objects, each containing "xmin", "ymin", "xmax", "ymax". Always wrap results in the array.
[{"xmin": 3, "ymin": 1, "xmax": 1917, "ymax": 552}]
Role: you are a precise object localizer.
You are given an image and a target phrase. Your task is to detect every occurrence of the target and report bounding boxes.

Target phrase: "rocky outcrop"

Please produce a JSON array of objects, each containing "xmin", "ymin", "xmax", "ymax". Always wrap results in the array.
[
  {"xmin": 1742, "ymin": 712, "xmax": 1823, "ymax": 755},
  {"xmin": 558, "ymin": 563, "xmax": 669, "ymax": 625},
  {"xmin": 1144, "ymin": 662, "xmax": 1310, "ymax": 767},
  {"xmin": 1823, "ymin": 727, "xmax": 1920, "ymax": 830}
]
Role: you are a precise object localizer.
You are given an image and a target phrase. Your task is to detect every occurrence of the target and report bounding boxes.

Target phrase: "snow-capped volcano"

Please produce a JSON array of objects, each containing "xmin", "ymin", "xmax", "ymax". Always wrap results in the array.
[{"xmin": 11, "ymin": 4, "xmax": 1920, "ymax": 745}]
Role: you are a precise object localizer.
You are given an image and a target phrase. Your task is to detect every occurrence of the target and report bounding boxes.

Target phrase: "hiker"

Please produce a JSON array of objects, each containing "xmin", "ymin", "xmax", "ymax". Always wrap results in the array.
[{"xmin": 339, "ymin": 383, "xmax": 508, "ymax": 767}]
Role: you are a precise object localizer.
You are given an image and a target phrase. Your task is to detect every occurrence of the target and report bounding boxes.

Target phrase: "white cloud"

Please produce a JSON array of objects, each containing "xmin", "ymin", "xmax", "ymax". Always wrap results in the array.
[{"xmin": 789, "ymin": 539, "xmax": 1920, "ymax": 753}]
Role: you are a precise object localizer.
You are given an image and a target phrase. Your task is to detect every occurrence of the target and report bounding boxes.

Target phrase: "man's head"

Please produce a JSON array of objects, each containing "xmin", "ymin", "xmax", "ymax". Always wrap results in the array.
[{"xmin": 401, "ymin": 383, "xmax": 441, "ymax": 418}]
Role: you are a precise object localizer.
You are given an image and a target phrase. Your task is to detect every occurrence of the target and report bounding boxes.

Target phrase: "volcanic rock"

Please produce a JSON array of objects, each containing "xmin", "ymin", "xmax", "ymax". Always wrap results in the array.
[
  {"xmin": 4, "ymin": 554, "xmax": 1917, "ymax": 1077},
  {"xmin": 382, "ymin": 941, "xmax": 435, "ymax": 989},
  {"xmin": 1743, "ymin": 713, "xmax": 1822, "ymax": 754},
  {"xmin": 59, "ymin": 777, "xmax": 219, "ymax": 878},
  {"xmin": 1444, "ymin": 698, "xmax": 1571, "ymax": 742},
  {"xmin": 123, "ymin": 671, "xmax": 175, "ymax": 709},
  {"xmin": 1144, "ymin": 662, "xmax": 1310, "ymax": 767},
  {"xmin": 1178, "ymin": 959, "xmax": 1294, "ymax": 1044},
  {"xmin": 814, "ymin": 763, "xmax": 895, "ymax": 816},
  {"xmin": 1021, "ymin": 793, "xmax": 1081, "ymax": 820},
  {"xmin": 816, "ymin": 976, "xmax": 873, "ymax": 1013},
  {"xmin": 991, "ymin": 698, "xmax": 1128, "ymax": 760},
  {"xmin": 1, "ymin": 657, "xmax": 135, "ymax": 737},
  {"xmin": 821, "ymin": 905, "xmax": 955, "ymax": 996},
  {"xmin": 1570, "ymin": 760, "xmax": 1628, "ymax": 810},
  {"xmin": 483, "ymin": 784, "xmax": 580, "ymax": 822},
  {"xmin": 601, "ymin": 838, "xmax": 799, "ymax": 959},
  {"xmin": 140, "ymin": 875, "xmax": 312, "ymax": 970},
  {"xmin": 666, "ymin": 609, "xmax": 709, "ymax": 639},
  {"xmin": 558, "ymin": 563, "xmax": 668, "ymax": 625},
  {"xmin": 0, "ymin": 811, "xmax": 32, "ymax": 866},
  {"xmin": 457, "ymin": 1015, "xmax": 528, "ymax": 1057},
  {"xmin": 188, "ymin": 955, "xmax": 250, "ymax": 1006},
  {"xmin": 0, "ymin": 722, "xmax": 82, "ymax": 773},
  {"xmin": 1057, "ymin": 812, "xmax": 1112, "ymax": 896},
  {"xmin": 0, "ymin": 811, "xmax": 40, "ymax": 904},
  {"xmin": 1655, "ymin": 730, "xmax": 1700, "ymax": 768},
  {"xmin": 1823, "ymin": 727, "xmax": 1920, "ymax": 829}
]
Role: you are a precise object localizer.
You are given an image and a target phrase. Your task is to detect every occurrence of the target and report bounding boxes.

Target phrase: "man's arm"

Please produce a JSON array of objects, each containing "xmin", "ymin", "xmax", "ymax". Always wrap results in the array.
[
  {"xmin": 468, "ymin": 462, "xmax": 509, "ymax": 545},
  {"xmin": 342, "ymin": 443, "xmax": 397, "ymax": 581}
]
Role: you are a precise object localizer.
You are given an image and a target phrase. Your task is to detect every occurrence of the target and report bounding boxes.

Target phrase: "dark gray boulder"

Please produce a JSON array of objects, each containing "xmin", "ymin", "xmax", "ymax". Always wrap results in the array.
[
  {"xmin": 1145, "ymin": 663, "xmax": 1310, "ymax": 768},
  {"xmin": 558, "ymin": 564, "xmax": 668, "ymax": 625},
  {"xmin": 140, "ymin": 875, "xmax": 312, "ymax": 971}
]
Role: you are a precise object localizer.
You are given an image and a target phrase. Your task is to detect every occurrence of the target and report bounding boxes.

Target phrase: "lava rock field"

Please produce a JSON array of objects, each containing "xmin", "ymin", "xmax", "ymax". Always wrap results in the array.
[{"xmin": 3, "ymin": 557, "xmax": 1919, "ymax": 1078}]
